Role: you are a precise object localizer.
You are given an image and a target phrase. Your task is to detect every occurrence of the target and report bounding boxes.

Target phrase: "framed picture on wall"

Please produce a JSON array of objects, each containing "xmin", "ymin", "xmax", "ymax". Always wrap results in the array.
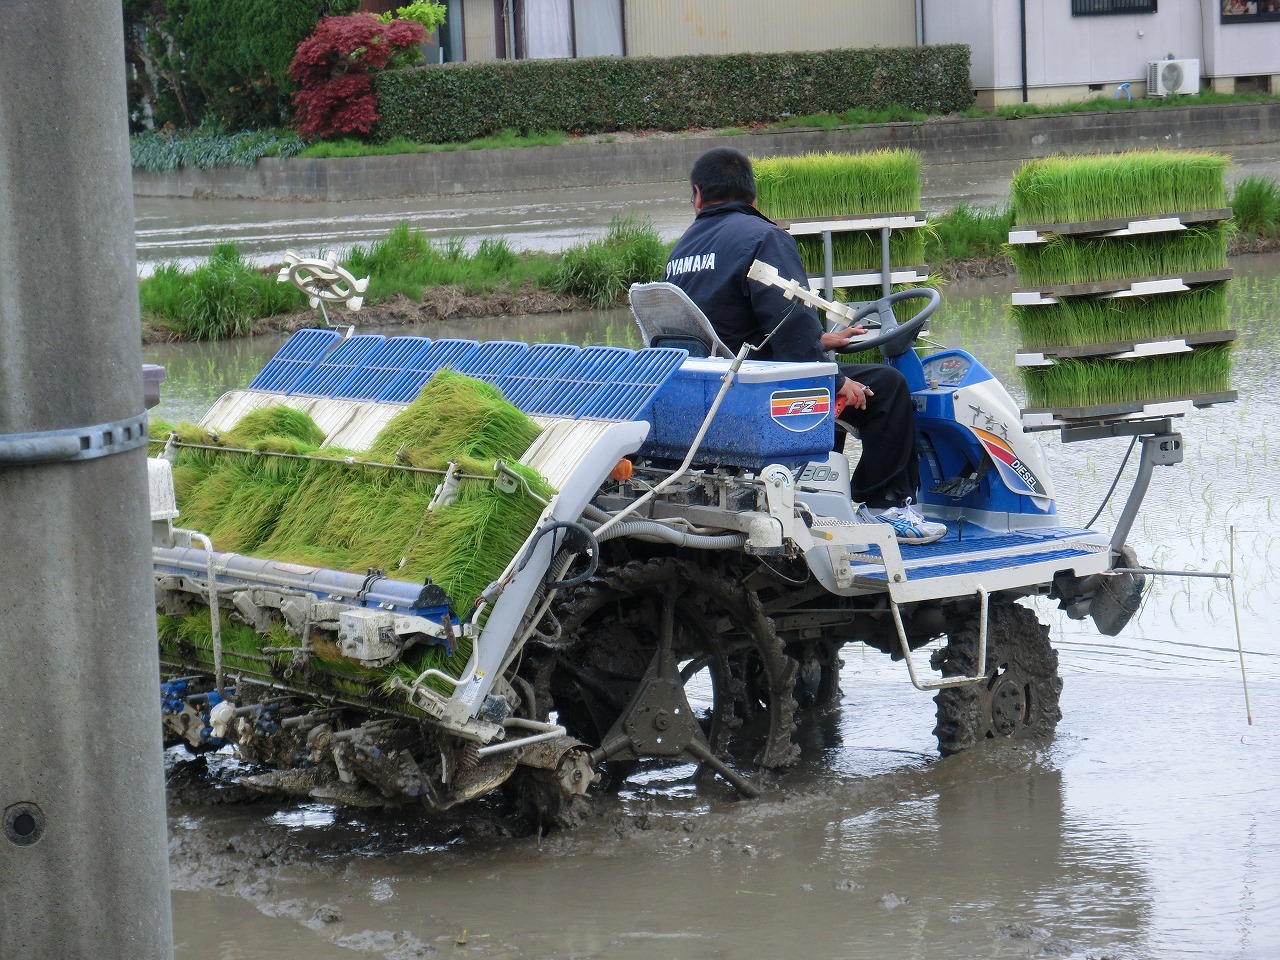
[{"xmin": 1221, "ymin": 0, "xmax": 1280, "ymax": 21}]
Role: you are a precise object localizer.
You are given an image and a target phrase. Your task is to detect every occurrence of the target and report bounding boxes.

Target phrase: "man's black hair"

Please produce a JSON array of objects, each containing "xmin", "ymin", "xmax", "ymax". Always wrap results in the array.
[{"xmin": 690, "ymin": 146, "xmax": 756, "ymax": 205}]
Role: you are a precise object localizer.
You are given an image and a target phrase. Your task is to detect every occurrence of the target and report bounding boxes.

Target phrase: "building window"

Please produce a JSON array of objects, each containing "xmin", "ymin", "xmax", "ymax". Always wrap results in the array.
[{"xmin": 1072, "ymin": 0, "xmax": 1157, "ymax": 14}]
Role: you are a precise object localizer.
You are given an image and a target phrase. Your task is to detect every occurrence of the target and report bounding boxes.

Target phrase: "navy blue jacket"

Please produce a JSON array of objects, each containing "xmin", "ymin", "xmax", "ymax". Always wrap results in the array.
[{"xmin": 666, "ymin": 201, "xmax": 842, "ymax": 386}]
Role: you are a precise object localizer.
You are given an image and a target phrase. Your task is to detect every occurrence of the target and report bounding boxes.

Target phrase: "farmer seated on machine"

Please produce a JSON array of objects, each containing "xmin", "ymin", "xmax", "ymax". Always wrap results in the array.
[{"xmin": 666, "ymin": 146, "xmax": 946, "ymax": 545}]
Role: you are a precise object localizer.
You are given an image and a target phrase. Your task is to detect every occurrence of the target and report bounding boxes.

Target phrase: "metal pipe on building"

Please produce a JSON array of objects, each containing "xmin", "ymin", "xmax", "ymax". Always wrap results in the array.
[
  {"xmin": 0, "ymin": 1, "xmax": 174, "ymax": 957},
  {"xmin": 1019, "ymin": 0, "xmax": 1029, "ymax": 103}
]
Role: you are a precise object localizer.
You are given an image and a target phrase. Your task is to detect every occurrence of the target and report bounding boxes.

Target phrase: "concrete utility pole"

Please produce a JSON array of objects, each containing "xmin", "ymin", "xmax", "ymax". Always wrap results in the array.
[{"xmin": 0, "ymin": 2, "xmax": 174, "ymax": 958}]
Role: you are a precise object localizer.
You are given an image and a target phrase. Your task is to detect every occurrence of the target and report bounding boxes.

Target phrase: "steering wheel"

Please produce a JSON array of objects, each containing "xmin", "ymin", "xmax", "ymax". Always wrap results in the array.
[
  {"xmin": 837, "ymin": 287, "xmax": 940, "ymax": 358},
  {"xmin": 276, "ymin": 250, "xmax": 369, "ymax": 312}
]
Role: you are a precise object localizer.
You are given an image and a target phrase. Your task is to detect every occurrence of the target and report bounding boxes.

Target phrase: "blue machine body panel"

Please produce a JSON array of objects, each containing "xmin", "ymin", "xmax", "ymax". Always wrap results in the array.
[{"xmin": 639, "ymin": 357, "xmax": 838, "ymax": 468}]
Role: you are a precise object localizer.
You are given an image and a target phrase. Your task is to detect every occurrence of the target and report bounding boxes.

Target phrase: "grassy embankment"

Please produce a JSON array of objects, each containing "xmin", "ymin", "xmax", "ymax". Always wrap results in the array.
[{"xmin": 139, "ymin": 174, "xmax": 1280, "ymax": 342}]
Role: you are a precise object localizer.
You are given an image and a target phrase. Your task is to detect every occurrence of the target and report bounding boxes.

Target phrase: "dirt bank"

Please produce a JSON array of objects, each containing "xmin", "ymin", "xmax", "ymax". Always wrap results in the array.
[{"xmin": 142, "ymin": 234, "xmax": 1279, "ymax": 344}]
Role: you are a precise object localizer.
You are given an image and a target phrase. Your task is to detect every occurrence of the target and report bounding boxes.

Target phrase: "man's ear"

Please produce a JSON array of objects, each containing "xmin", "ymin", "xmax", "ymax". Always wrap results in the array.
[{"xmin": 692, "ymin": 185, "xmax": 703, "ymax": 212}]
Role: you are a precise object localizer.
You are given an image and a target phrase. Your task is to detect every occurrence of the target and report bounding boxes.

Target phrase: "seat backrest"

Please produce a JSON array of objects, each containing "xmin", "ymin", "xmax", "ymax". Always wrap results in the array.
[{"xmin": 628, "ymin": 282, "xmax": 733, "ymax": 359}]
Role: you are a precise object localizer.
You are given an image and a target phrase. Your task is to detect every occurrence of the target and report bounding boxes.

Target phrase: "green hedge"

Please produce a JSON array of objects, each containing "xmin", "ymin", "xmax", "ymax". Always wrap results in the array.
[{"xmin": 374, "ymin": 45, "xmax": 973, "ymax": 144}]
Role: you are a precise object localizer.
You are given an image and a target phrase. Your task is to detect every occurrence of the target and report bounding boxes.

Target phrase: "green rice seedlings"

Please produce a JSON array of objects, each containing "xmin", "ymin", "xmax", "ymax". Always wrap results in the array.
[
  {"xmin": 753, "ymin": 150, "xmax": 923, "ymax": 219},
  {"xmin": 224, "ymin": 404, "xmax": 327, "ymax": 449},
  {"xmin": 397, "ymin": 461, "xmax": 554, "ymax": 610},
  {"xmin": 382, "ymin": 634, "xmax": 476, "ymax": 699},
  {"xmin": 794, "ymin": 229, "xmax": 927, "ymax": 276},
  {"xmin": 1230, "ymin": 174, "xmax": 1280, "ymax": 237},
  {"xmin": 1021, "ymin": 344, "xmax": 1234, "ymax": 409},
  {"xmin": 1009, "ymin": 151, "xmax": 1230, "ymax": 224},
  {"xmin": 1011, "ymin": 223, "xmax": 1230, "ymax": 286},
  {"xmin": 1011, "ymin": 284, "xmax": 1230, "ymax": 349},
  {"xmin": 370, "ymin": 368, "xmax": 541, "ymax": 464}
]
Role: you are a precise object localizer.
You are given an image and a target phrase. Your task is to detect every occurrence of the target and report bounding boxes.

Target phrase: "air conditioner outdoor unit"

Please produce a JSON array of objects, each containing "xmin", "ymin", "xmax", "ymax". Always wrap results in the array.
[{"xmin": 1148, "ymin": 59, "xmax": 1200, "ymax": 96}]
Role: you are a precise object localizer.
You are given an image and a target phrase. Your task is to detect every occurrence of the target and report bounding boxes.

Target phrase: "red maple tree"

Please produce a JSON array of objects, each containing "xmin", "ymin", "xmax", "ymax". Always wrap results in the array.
[{"xmin": 289, "ymin": 13, "xmax": 427, "ymax": 140}]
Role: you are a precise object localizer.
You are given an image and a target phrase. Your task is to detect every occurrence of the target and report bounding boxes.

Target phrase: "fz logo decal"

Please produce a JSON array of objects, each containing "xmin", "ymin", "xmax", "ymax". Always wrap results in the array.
[{"xmin": 770, "ymin": 388, "xmax": 831, "ymax": 433}]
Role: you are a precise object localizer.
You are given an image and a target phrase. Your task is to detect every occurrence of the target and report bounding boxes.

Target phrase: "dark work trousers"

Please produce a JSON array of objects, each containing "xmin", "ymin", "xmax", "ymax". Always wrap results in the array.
[{"xmin": 834, "ymin": 362, "xmax": 919, "ymax": 509}]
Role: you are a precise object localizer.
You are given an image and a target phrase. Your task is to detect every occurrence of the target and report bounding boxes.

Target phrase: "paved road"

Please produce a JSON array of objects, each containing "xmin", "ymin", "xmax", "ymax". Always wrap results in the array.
[{"xmin": 134, "ymin": 143, "xmax": 1280, "ymax": 274}]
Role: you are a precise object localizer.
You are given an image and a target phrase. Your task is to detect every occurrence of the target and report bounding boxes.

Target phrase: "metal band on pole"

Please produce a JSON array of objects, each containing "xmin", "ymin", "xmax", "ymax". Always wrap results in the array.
[{"xmin": 0, "ymin": 413, "xmax": 149, "ymax": 466}]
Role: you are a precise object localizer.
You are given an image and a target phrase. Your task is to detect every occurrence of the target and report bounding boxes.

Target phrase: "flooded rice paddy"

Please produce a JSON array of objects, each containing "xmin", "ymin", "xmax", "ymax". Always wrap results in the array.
[{"xmin": 148, "ymin": 259, "xmax": 1280, "ymax": 960}]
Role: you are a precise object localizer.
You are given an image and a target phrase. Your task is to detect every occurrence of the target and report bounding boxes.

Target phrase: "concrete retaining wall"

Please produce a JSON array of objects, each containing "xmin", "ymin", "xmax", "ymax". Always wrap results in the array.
[{"xmin": 132, "ymin": 101, "xmax": 1280, "ymax": 202}]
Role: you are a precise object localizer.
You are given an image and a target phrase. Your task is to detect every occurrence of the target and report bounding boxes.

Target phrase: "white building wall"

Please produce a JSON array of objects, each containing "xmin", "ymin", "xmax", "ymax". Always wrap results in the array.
[
  {"xmin": 624, "ymin": 0, "xmax": 917, "ymax": 57},
  {"xmin": 927, "ymin": 0, "xmax": 1280, "ymax": 102},
  {"xmin": 924, "ymin": 0, "xmax": 997, "ymax": 86},
  {"xmin": 1203, "ymin": 10, "xmax": 1280, "ymax": 78}
]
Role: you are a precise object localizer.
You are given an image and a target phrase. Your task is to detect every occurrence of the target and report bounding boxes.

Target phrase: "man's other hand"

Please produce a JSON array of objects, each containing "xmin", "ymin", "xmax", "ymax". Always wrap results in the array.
[{"xmin": 838, "ymin": 377, "xmax": 873, "ymax": 411}]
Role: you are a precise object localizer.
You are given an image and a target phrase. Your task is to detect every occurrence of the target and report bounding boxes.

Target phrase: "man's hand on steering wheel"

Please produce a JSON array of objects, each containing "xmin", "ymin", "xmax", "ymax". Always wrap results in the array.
[{"xmin": 821, "ymin": 325, "xmax": 868, "ymax": 352}]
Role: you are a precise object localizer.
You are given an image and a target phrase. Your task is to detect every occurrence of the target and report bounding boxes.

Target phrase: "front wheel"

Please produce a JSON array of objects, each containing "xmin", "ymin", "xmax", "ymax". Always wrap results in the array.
[{"xmin": 930, "ymin": 599, "xmax": 1063, "ymax": 756}]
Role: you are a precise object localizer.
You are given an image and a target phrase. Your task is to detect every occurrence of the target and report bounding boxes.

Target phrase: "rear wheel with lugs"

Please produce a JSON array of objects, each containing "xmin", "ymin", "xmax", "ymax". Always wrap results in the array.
[
  {"xmin": 931, "ymin": 599, "xmax": 1062, "ymax": 756},
  {"xmin": 547, "ymin": 558, "xmax": 800, "ymax": 790}
]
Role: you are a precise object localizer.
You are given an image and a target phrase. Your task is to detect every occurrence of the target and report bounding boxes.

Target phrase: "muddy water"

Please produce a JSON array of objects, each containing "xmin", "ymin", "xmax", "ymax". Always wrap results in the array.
[{"xmin": 148, "ymin": 258, "xmax": 1280, "ymax": 960}]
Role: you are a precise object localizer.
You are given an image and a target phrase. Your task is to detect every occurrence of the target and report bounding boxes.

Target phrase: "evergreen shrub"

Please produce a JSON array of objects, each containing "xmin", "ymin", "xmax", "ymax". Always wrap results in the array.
[{"xmin": 373, "ymin": 45, "xmax": 973, "ymax": 144}]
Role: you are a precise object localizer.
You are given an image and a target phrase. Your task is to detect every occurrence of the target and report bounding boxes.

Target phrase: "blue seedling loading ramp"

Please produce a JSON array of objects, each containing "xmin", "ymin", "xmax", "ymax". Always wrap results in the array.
[
  {"xmin": 330, "ymin": 336, "xmax": 434, "ymax": 400},
  {"xmin": 287, "ymin": 334, "xmax": 386, "ymax": 397},
  {"xmin": 575, "ymin": 347, "xmax": 688, "ymax": 421},
  {"xmin": 247, "ymin": 329, "xmax": 342, "ymax": 393},
  {"xmin": 376, "ymin": 339, "xmax": 481, "ymax": 404},
  {"xmin": 455, "ymin": 340, "xmax": 530, "ymax": 383},
  {"xmin": 525, "ymin": 346, "xmax": 634, "ymax": 417},
  {"xmin": 496, "ymin": 344, "xmax": 582, "ymax": 411}
]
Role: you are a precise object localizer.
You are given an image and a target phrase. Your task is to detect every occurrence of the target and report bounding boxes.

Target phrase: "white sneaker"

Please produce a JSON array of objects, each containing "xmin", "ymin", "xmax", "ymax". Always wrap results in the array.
[{"xmin": 872, "ymin": 498, "xmax": 947, "ymax": 545}]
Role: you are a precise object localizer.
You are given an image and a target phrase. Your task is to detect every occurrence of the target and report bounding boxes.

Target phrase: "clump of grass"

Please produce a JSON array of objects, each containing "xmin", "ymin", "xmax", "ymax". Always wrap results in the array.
[
  {"xmin": 139, "ymin": 243, "xmax": 306, "ymax": 341},
  {"xmin": 131, "ymin": 126, "xmax": 306, "ymax": 173},
  {"xmin": 1231, "ymin": 175, "xmax": 1280, "ymax": 237},
  {"xmin": 343, "ymin": 224, "xmax": 558, "ymax": 302},
  {"xmin": 775, "ymin": 105, "xmax": 929, "ymax": 132},
  {"xmin": 1011, "ymin": 223, "xmax": 1230, "ymax": 285},
  {"xmin": 550, "ymin": 214, "xmax": 670, "ymax": 307},
  {"xmin": 296, "ymin": 129, "xmax": 567, "ymax": 159},
  {"xmin": 1012, "ymin": 284, "xmax": 1230, "ymax": 348},
  {"xmin": 926, "ymin": 203, "xmax": 1013, "ymax": 262},
  {"xmin": 1022, "ymin": 344, "xmax": 1234, "ymax": 409},
  {"xmin": 1009, "ymin": 151, "xmax": 1230, "ymax": 224}
]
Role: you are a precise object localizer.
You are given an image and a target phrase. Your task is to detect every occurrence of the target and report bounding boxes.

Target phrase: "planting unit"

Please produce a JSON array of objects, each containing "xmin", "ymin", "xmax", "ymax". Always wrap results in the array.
[{"xmin": 148, "ymin": 237, "xmax": 1181, "ymax": 821}]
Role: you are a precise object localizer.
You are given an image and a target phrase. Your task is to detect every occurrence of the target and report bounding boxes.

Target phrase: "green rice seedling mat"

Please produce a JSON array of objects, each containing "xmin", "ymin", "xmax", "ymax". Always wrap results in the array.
[
  {"xmin": 1011, "ymin": 284, "xmax": 1230, "ymax": 349},
  {"xmin": 1016, "ymin": 329, "xmax": 1236, "ymax": 362},
  {"xmin": 1009, "ymin": 152, "xmax": 1230, "ymax": 225},
  {"xmin": 1010, "ymin": 224, "xmax": 1230, "ymax": 287},
  {"xmin": 754, "ymin": 150, "xmax": 928, "ymax": 277},
  {"xmin": 1021, "ymin": 391, "xmax": 1239, "ymax": 426},
  {"xmin": 153, "ymin": 370, "xmax": 556, "ymax": 698},
  {"xmin": 1020, "ymin": 344, "xmax": 1234, "ymax": 411}
]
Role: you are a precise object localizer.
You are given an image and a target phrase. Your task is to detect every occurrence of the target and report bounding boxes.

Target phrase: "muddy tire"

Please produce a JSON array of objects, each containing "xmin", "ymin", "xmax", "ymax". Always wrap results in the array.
[
  {"xmin": 930, "ymin": 599, "xmax": 1062, "ymax": 756},
  {"xmin": 551, "ymin": 558, "xmax": 800, "ymax": 775},
  {"xmin": 794, "ymin": 640, "xmax": 844, "ymax": 710}
]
